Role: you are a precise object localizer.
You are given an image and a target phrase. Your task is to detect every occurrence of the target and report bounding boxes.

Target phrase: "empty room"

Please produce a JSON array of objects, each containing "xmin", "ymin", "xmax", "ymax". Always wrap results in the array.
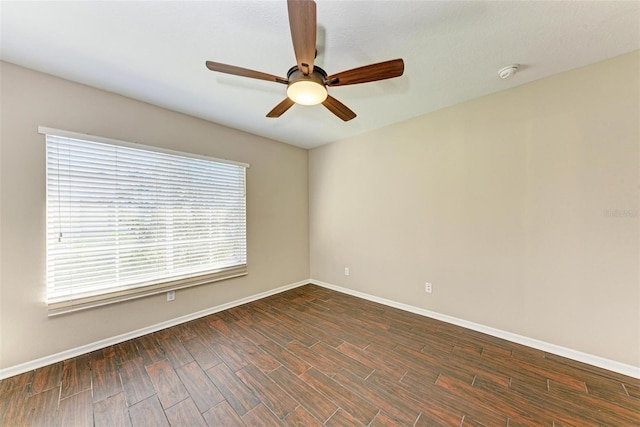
[{"xmin": 1, "ymin": 0, "xmax": 639, "ymax": 425}]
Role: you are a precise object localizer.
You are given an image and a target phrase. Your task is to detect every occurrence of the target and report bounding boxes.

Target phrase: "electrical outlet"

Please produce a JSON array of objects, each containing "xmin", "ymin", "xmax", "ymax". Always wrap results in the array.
[
  {"xmin": 425, "ymin": 283, "xmax": 432, "ymax": 294},
  {"xmin": 167, "ymin": 290, "xmax": 175, "ymax": 301},
  {"xmin": 344, "ymin": 267, "xmax": 350, "ymax": 276}
]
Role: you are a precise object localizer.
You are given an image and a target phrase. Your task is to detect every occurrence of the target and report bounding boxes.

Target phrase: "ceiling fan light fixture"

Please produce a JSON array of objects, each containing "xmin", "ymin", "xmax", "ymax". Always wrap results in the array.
[
  {"xmin": 287, "ymin": 80, "xmax": 327, "ymax": 105},
  {"xmin": 205, "ymin": 1, "xmax": 404, "ymax": 120}
]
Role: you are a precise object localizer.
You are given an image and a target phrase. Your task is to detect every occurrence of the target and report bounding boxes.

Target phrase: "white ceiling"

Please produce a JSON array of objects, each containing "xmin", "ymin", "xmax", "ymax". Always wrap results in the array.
[{"xmin": 1, "ymin": 1, "xmax": 639, "ymax": 149}]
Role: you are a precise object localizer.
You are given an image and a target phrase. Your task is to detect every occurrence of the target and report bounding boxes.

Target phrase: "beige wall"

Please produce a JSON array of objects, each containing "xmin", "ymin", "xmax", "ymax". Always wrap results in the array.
[
  {"xmin": 2, "ymin": 51, "xmax": 639, "ymax": 371},
  {"xmin": 0, "ymin": 62, "xmax": 309, "ymax": 370},
  {"xmin": 310, "ymin": 52, "xmax": 640, "ymax": 367}
]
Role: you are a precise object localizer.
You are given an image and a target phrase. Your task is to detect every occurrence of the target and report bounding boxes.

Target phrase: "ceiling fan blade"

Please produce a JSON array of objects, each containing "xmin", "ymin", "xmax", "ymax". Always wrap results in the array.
[
  {"xmin": 266, "ymin": 98, "xmax": 296, "ymax": 118},
  {"xmin": 206, "ymin": 61, "xmax": 288, "ymax": 84},
  {"xmin": 287, "ymin": 0, "xmax": 316, "ymax": 75},
  {"xmin": 322, "ymin": 95, "xmax": 356, "ymax": 121},
  {"xmin": 325, "ymin": 59, "xmax": 405, "ymax": 86}
]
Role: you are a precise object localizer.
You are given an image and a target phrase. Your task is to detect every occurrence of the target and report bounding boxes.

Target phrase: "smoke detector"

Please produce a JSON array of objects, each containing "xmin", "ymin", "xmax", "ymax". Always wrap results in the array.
[{"xmin": 498, "ymin": 64, "xmax": 519, "ymax": 80}]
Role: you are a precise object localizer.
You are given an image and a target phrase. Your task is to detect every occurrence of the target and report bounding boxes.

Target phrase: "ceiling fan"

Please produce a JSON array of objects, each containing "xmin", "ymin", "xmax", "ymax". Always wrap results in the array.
[{"xmin": 205, "ymin": 0, "xmax": 405, "ymax": 121}]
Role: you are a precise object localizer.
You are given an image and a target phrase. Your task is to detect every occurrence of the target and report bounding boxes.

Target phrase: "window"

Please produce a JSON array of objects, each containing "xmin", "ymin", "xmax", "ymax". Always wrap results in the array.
[{"xmin": 41, "ymin": 127, "xmax": 248, "ymax": 316}]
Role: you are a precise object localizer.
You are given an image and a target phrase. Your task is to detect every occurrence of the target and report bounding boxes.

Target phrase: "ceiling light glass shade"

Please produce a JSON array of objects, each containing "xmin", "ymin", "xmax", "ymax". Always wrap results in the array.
[{"xmin": 287, "ymin": 80, "xmax": 328, "ymax": 105}]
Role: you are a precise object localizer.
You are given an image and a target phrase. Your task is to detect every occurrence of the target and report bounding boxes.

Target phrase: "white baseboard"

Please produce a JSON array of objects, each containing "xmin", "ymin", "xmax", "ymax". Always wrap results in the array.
[
  {"xmin": 0, "ymin": 279, "xmax": 309, "ymax": 380},
  {"xmin": 310, "ymin": 279, "xmax": 640, "ymax": 380},
  {"xmin": 3, "ymin": 278, "xmax": 638, "ymax": 380}
]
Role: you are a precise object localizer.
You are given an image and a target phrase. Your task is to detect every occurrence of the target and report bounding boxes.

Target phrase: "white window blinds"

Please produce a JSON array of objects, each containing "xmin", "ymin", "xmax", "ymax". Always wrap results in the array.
[{"xmin": 42, "ymin": 127, "xmax": 248, "ymax": 315}]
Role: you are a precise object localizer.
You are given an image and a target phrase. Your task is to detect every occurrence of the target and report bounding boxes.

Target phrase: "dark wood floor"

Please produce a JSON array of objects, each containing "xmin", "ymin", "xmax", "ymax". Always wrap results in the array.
[{"xmin": 1, "ymin": 284, "xmax": 638, "ymax": 426}]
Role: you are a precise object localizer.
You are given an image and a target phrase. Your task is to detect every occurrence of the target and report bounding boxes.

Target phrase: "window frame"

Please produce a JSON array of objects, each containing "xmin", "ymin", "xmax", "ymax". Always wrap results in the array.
[{"xmin": 40, "ymin": 126, "xmax": 249, "ymax": 316}]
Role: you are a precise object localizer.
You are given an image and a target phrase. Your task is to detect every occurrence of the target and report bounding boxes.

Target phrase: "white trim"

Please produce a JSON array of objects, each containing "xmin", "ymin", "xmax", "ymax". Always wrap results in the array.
[
  {"xmin": 48, "ymin": 269, "xmax": 248, "ymax": 317},
  {"xmin": 0, "ymin": 279, "xmax": 307, "ymax": 380},
  {"xmin": 3, "ymin": 278, "xmax": 638, "ymax": 380},
  {"xmin": 310, "ymin": 279, "xmax": 640, "ymax": 380},
  {"xmin": 37, "ymin": 126, "xmax": 250, "ymax": 168}
]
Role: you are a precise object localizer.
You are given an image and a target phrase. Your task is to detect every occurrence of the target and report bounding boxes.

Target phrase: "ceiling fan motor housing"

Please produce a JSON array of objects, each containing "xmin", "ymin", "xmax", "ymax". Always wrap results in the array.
[{"xmin": 287, "ymin": 65, "xmax": 327, "ymax": 84}]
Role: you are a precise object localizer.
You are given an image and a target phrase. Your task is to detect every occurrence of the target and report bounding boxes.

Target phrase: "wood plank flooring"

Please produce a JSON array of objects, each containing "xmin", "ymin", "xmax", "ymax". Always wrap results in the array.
[{"xmin": 1, "ymin": 284, "xmax": 638, "ymax": 426}]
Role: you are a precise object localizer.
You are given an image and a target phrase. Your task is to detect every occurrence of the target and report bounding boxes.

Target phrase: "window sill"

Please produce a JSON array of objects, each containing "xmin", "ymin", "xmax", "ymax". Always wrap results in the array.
[{"xmin": 47, "ymin": 265, "xmax": 247, "ymax": 317}]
